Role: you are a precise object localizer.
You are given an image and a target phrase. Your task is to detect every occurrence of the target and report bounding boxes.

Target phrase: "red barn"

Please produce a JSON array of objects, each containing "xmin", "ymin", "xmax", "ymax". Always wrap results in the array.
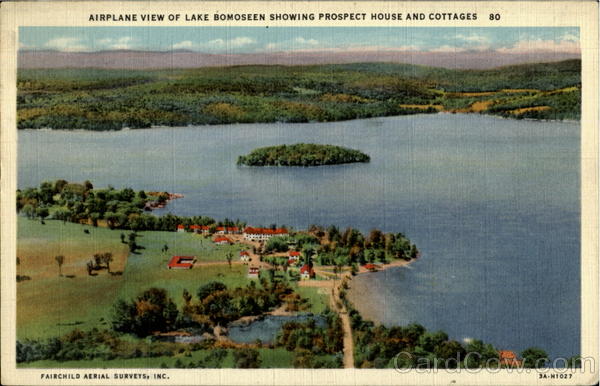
[{"xmin": 167, "ymin": 256, "xmax": 195, "ymax": 269}]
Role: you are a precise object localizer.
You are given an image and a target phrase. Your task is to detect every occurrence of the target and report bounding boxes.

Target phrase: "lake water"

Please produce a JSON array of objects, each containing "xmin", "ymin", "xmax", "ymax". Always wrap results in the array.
[{"xmin": 18, "ymin": 113, "xmax": 580, "ymax": 359}]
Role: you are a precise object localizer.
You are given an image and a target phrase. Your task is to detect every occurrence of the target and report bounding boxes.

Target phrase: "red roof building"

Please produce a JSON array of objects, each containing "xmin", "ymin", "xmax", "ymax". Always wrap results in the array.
[
  {"xmin": 299, "ymin": 264, "xmax": 315, "ymax": 279},
  {"xmin": 168, "ymin": 256, "xmax": 195, "ymax": 269},
  {"xmin": 239, "ymin": 250, "xmax": 250, "ymax": 262},
  {"xmin": 248, "ymin": 266, "xmax": 260, "ymax": 278},
  {"xmin": 216, "ymin": 226, "xmax": 240, "ymax": 234},
  {"xmin": 213, "ymin": 236, "xmax": 232, "ymax": 244},
  {"xmin": 498, "ymin": 351, "xmax": 523, "ymax": 367},
  {"xmin": 177, "ymin": 224, "xmax": 185, "ymax": 232},
  {"xmin": 243, "ymin": 227, "xmax": 289, "ymax": 241},
  {"xmin": 288, "ymin": 251, "xmax": 301, "ymax": 258},
  {"xmin": 363, "ymin": 263, "xmax": 378, "ymax": 271}
]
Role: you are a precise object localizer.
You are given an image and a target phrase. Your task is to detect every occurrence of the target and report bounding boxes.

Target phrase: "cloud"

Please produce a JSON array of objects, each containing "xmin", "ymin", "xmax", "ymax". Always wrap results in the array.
[
  {"xmin": 295, "ymin": 37, "xmax": 319, "ymax": 46},
  {"xmin": 428, "ymin": 45, "xmax": 468, "ymax": 53},
  {"xmin": 96, "ymin": 36, "xmax": 134, "ymax": 50},
  {"xmin": 497, "ymin": 39, "xmax": 580, "ymax": 54},
  {"xmin": 172, "ymin": 40, "xmax": 194, "ymax": 50},
  {"xmin": 559, "ymin": 33, "xmax": 579, "ymax": 42},
  {"xmin": 455, "ymin": 34, "xmax": 489, "ymax": 44},
  {"xmin": 44, "ymin": 37, "xmax": 88, "ymax": 52},
  {"xmin": 264, "ymin": 42, "xmax": 280, "ymax": 50},
  {"xmin": 207, "ymin": 36, "xmax": 256, "ymax": 49},
  {"xmin": 428, "ymin": 43, "xmax": 491, "ymax": 53}
]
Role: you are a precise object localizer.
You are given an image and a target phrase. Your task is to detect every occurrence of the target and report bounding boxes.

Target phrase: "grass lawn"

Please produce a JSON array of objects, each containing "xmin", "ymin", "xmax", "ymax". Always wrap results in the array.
[
  {"xmin": 16, "ymin": 218, "xmax": 332, "ymax": 370},
  {"xmin": 116, "ymin": 229, "xmax": 253, "ymax": 308},
  {"xmin": 17, "ymin": 218, "xmax": 129, "ymax": 339},
  {"xmin": 17, "ymin": 348, "xmax": 299, "ymax": 368},
  {"xmin": 16, "ymin": 219, "xmax": 252, "ymax": 339},
  {"xmin": 292, "ymin": 286, "xmax": 329, "ymax": 314}
]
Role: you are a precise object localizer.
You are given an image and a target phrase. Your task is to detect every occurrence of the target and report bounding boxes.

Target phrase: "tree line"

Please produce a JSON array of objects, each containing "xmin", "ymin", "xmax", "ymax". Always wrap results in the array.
[
  {"xmin": 16, "ymin": 179, "xmax": 241, "ymax": 232},
  {"xmin": 17, "ymin": 60, "xmax": 580, "ymax": 131}
]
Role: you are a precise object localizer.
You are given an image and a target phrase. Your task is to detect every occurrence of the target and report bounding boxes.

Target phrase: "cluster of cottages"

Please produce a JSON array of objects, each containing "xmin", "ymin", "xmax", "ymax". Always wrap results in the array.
[
  {"xmin": 177, "ymin": 224, "xmax": 289, "ymax": 242},
  {"xmin": 240, "ymin": 249, "xmax": 315, "ymax": 280},
  {"xmin": 171, "ymin": 224, "xmax": 317, "ymax": 279}
]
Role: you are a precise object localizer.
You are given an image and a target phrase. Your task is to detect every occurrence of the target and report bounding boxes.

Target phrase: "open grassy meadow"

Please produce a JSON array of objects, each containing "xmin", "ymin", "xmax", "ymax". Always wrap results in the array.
[
  {"xmin": 17, "ymin": 218, "xmax": 253, "ymax": 340},
  {"xmin": 17, "ymin": 348, "xmax": 298, "ymax": 369}
]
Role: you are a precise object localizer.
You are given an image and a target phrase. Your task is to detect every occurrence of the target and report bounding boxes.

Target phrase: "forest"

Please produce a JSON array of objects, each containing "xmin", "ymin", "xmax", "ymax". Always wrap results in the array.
[
  {"xmin": 237, "ymin": 143, "xmax": 370, "ymax": 166},
  {"xmin": 17, "ymin": 59, "xmax": 581, "ymax": 130}
]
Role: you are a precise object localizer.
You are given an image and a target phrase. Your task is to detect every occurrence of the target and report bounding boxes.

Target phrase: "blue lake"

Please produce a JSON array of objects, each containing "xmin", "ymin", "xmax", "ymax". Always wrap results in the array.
[{"xmin": 18, "ymin": 113, "xmax": 580, "ymax": 359}]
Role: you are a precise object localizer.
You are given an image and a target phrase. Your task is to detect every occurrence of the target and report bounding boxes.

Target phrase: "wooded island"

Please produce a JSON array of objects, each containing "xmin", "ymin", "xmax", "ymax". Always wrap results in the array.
[{"xmin": 237, "ymin": 144, "xmax": 370, "ymax": 167}]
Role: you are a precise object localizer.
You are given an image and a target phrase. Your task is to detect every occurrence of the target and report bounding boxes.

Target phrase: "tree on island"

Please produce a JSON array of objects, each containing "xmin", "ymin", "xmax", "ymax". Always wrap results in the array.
[{"xmin": 237, "ymin": 143, "xmax": 370, "ymax": 167}]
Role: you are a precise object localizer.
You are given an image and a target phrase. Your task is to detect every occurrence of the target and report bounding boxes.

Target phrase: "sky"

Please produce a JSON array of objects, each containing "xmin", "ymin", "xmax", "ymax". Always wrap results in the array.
[{"xmin": 19, "ymin": 27, "xmax": 580, "ymax": 54}]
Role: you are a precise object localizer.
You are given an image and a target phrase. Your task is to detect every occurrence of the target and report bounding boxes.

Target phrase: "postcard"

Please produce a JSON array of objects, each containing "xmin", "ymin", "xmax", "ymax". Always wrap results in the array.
[{"xmin": 1, "ymin": 1, "xmax": 598, "ymax": 385}]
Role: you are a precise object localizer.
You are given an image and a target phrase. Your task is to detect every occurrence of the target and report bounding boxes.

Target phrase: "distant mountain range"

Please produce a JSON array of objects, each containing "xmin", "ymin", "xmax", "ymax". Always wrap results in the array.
[{"xmin": 18, "ymin": 49, "xmax": 580, "ymax": 70}]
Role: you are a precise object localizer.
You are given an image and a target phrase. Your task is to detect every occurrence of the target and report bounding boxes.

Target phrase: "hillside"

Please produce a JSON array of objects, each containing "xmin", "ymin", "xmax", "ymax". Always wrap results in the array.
[{"xmin": 17, "ymin": 60, "xmax": 581, "ymax": 130}]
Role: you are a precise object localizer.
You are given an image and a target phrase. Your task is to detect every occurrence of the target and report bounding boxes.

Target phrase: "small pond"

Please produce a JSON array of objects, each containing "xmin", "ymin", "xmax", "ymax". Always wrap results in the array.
[{"xmin": 228, "ymin": 314, "xmax": 326, "ymax": 344}]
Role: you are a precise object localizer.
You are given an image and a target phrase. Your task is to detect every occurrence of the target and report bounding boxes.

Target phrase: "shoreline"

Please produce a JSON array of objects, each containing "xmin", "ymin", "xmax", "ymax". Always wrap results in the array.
[
  {"xmin": 17, "ymin": 111, "xmax": 580, "ymax": 133},
  {"xmin": 345, "ymin": 258, "xmax": 418, "ymax": 325}
]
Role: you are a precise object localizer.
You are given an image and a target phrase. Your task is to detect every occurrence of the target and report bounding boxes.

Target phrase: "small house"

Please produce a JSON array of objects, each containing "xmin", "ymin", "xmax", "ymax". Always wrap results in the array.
[
  {"xmin": 363, "ymin": 263, "xmax": 378, "ymax": 271},
  {"xmin": 216, "ymin": 226, "xmax": 241, "ymax": 234},
  {"xmin": 287, "ymin": 258, "xmax": 298, "ymax": 267},
  {"xmin": 299, "ymin": 264, "xmax": 315, "ymax": 280},
  {"xmin": 288, "ymin": 251, "xmax": 301, "ymax": 261},
  {"xmin": 248, "ymin": 266, "xmax": 260, "ymax": 278},
  {"xmin": 498, "ymin": 350, "xmax": 523, "ymax": 367},
  {"xmin": 213, "ymin": 236, "xmax": 232, "ymax": 245},
  {"xmin": 177, "ymin": 224, "xmax": 185, "ymax": 233},
  {"xmin": 168, "ymin": 256, "xmax": 196, "ymax": 269},
  {"xmin": 240, "ymin": 250, "xmax": 250, "ymax": 262}
]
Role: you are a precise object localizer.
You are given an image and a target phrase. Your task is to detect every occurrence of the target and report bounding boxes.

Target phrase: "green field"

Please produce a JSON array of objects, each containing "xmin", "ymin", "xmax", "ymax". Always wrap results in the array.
[
  {"xmin": 17, "ymin": 348, "xmax": 298, "ymax": 369},
  {"xmin": 17, "ymin": 60, "xmax": 581, "ymax": 131},
  {"xmin": 17, "ymin": 218, "xmax": 252, "ymax": 340}
]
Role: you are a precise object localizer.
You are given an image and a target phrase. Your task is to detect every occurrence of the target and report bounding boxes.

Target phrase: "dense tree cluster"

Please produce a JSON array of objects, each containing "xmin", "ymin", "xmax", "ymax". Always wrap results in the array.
[
  {"xmin": 182, "ymin": 280, "xmax": 293, "ymax": 326},
  {"xmin": 16, "ymin": 180, "xmax": 239, "ymax": 232},
  {"xmin": 16, "ymin": 327, "xmax": 210, "ymax": 363},
  {"xmin": 111, "ymin": 288, "xmax": 179, "ymax": 337},
  {"xmin": 17, "ymin": 60, "xmax": 580, "ymax": 131},
  {"xmin": 346, "ymin": 303, "xmax": 556, "ymax": 369},
  {"xmin": 111, "ymin": 278, "xmax": 295, "ymax": 339},
  {"xmin": 237, "ymin": 144, "xmax": 370, "ymax": 167},
  {"xmin": 312, "ymin": 225, "xmax": 419, "ymax": 267},
  {"xmin": 263, "ymin": 233, "xmax": 319, "ymax": 253},
  {"xmin": 276, "ymin": 309, "xmax": 343, "ymax": 359}
]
